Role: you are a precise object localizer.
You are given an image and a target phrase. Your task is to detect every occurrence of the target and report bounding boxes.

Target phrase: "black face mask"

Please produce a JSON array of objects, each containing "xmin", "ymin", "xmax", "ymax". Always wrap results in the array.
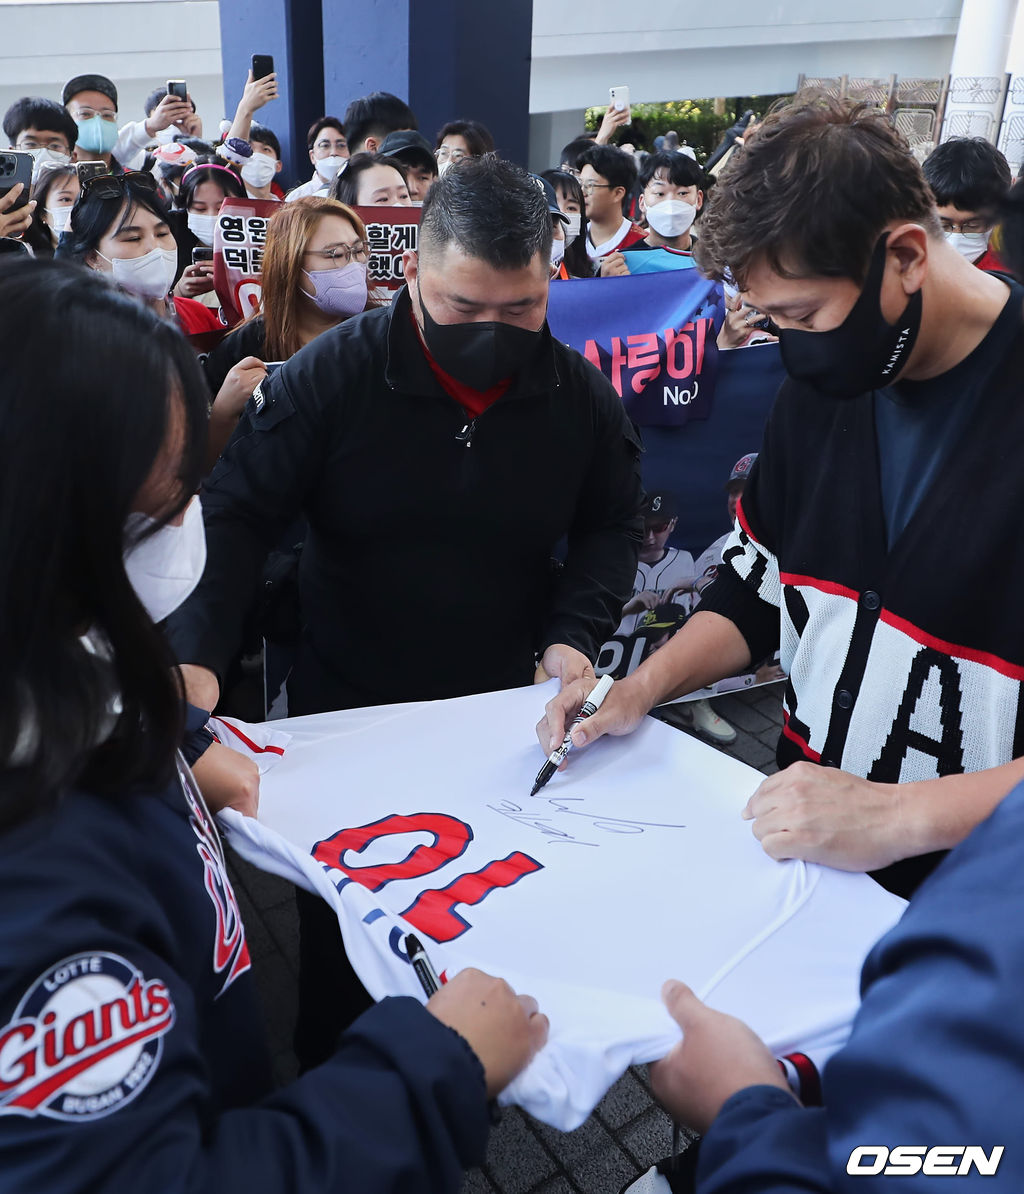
[
  {"xmin": 777, "ymin": 234, "xmax": 923, "ymax": 399},
  {"xmin": 415, "ymin": 284, "xmax": 544, "ymax": 392}
]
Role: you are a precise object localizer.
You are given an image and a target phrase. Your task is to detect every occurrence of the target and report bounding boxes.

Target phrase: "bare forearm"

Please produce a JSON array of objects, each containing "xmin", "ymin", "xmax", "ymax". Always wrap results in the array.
[
  {"xmin": 629, "ymin": 610, "xmax": 753, "ymax": 709},
  {"xmin": 899, "ymin": 757, "xmax": 1024, "ymax": 855},
  {"xmin": 227, "ymin": 101, "xmax": 254, "ymax": 144}
]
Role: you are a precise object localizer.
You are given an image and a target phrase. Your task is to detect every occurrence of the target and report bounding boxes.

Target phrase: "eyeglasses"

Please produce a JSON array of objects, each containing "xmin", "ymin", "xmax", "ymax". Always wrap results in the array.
[
  {"xmin": 939, "ymin": 217, "xmax": 989, "ymax": 235},
  {"xmin": 16, "ymin": 137, "xmax": 71, "ymax": 153},
  {"xmin": 436, "ymin": 147, "xmax": 468, "ymax": 163},
  {"xmin": 305, "ymin": 241, "xmax": 369, "ymax": 265},
  {"xmin": 79, "ymin": 170, "xmax": 158, "ymax": 201},
  {"xmin": 645, "ymin": 520, "xmax": 673, "ymax": 533},
  {"xmin": 580, "ymin": 181, "xmax": 613, "ymax": 194},
  {"xmin": 71, "ymin": 107, "xmax": 117, "ymax": 122}
]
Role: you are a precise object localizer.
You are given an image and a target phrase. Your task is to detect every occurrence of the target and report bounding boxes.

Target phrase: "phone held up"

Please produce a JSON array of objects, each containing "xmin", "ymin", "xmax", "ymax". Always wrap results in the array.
[
  {"xmin": 251, "ymin": 55, "xmax": 274, "ymax": 82},
  {"xmin": 0, "ymin": 151, "xmax": 33, "ymax": 212},
  {"xmin": 609, "ymin": 85, "xmax": 631, "ymax": 125},
  {"xmin": 167, "ymin": 80, "xmax": 188, "ymax": 102},
  {"xmin": 192, "ymin": 246, "xmax": 214, "ymax": 265}
]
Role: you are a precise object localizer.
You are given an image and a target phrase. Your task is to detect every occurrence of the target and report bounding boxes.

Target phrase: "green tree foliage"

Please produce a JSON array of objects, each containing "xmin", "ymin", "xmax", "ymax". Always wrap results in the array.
[{"xmin": 585, "ymin": 96, "xmax": 790, "ymax": 162}]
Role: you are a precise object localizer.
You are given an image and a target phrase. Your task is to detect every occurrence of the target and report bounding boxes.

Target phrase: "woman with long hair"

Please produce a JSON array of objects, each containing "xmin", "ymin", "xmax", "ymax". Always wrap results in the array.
[
  {"xmin": 169, "ymin": 159, "xmax": 246, "ymax": 304},
  {"xmin": 203, "ymin": 196, "xmax": 372, "ymax": 457},
  {"xmin": 0, "ymin": 256, "xmax": 545, "ymax": 1191},
  {"xmin": 541, "ymin": 170, "xmax": 594, "ymax": 279},
  {"xmin": 23, "ymin": 160, "xmax": 80, "ymax": 258}
]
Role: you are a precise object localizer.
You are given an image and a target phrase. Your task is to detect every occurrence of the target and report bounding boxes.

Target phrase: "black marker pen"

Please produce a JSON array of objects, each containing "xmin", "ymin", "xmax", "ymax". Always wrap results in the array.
[
  {"xmin": 531, "ymin": 674, "xmax": 614, "ymax": 796},
  {"xmin": 404, "ymin": 932, "xmax": 441, "ymax": 997}
]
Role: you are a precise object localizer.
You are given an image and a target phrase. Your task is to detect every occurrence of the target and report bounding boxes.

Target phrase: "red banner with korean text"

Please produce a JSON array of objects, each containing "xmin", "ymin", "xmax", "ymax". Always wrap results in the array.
[
  {"xmin": 213, "ymin": 200, "xmax": 422, "ymax": 323},
  {"xmin": 212, "ymin": 198, "xmax": 279, "ymax": 326}
]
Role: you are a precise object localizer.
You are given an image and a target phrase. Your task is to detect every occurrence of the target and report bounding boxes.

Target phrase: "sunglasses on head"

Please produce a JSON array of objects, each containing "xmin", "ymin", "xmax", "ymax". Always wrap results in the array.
[{"xmin": 79, "ymin": 170, "xmax": 159, "ymax": 201}]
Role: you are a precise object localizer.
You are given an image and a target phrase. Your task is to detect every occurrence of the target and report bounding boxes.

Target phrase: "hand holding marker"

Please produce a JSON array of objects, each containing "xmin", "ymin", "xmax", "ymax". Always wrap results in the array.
[{"xmin": 531, "ymin": 674, "xmax": 614, "ymax": 795}]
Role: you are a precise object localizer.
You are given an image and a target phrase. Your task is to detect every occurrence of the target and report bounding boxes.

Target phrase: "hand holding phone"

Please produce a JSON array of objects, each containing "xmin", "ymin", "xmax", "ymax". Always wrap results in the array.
[
  {"xmin": 167, "ymin": 80, "xmax": 188, "ymax": 102},
  {"xmin": 609, "ymin": 85, "xmax": 632, "ymax": 125},
  {"xmin": 0, "ymin": 152, "xmax": 34, "ymax": 213},
  {"xmin": 251, "ymin": 55, "xmax": 274, "ymax": 82}
]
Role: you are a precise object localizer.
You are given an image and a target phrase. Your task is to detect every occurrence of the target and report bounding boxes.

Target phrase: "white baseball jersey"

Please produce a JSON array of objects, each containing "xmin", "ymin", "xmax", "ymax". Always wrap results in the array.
[
  {"xmin": 221, "ymin": 682, "xmax": 906, "ymax": 1131},
  {"xmin": 618, "ymin": 547, "xmax": 697, "ymax": 635}
]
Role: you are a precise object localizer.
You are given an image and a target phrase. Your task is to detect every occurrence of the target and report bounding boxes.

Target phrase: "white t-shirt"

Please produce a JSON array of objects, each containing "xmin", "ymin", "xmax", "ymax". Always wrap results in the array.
[
  {"xmin": 586, "ymin": 216, "xmax": 635, "ymax": 260},
  {"xmin": 286, "ymin": 174, "xmax": 330, "ymax": 202}
]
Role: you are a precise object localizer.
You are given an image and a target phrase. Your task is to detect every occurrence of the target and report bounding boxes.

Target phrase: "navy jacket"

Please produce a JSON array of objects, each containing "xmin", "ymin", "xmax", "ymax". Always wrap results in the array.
[
  {"xmin": 0, "ymin": 757, "xmax": 489, "ymax": 1192},
  {"xmin": 697, "ymin": 779, "xmax": 1024, "ymax": 1192}
]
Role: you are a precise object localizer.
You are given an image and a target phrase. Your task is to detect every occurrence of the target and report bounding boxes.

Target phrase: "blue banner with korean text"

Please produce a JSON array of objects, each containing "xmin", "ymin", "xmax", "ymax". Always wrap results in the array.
[{"xmin": 546, "ymin": 270, "xmax": 725, "ymax": 427}]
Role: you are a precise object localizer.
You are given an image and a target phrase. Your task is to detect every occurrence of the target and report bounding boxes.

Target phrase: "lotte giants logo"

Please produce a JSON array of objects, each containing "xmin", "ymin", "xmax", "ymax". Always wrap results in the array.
[{"xmin": 0, "ymin": 952, "xmax": 174, "ymax": 1121}]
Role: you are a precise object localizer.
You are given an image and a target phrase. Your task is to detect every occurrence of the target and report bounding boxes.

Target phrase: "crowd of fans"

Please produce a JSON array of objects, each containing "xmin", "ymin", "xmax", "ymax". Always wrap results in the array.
[{"xmin": 3, "ymin": 58, "xmax": 1024, "ymax": 1194}]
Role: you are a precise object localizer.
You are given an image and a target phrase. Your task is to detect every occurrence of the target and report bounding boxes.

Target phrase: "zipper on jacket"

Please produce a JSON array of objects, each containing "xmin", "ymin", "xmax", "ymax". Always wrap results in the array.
[{"xmin": 455, "ymin": 419, "xmax": 477, "ymax": 447}]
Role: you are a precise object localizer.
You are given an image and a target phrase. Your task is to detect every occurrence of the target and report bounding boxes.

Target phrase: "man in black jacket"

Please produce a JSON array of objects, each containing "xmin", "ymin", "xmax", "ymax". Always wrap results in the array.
[
  {"xmin": 170, "ymin": 155, "xmax": 643, "ymax": 718},
  {"xmin": 169, "ymin": 156, "xmax": 644, "ymax": 1067}
]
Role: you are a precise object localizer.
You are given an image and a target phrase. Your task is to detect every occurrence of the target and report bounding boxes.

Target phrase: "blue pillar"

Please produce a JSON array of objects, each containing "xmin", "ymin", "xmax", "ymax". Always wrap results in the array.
[
  {"xmin": 218, "ymin": 0, "xmax": 324, "ymax": 187},
  {"xmin": 321, "ymin": 0, "xmax": 532, "ymax": 167}
]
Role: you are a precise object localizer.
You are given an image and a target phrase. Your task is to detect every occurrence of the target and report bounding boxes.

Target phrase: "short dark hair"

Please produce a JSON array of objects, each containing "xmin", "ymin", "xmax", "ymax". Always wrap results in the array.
[
  {"xmin": 330, "ymin": 151, "xmax": 408, "ymax": 206},
  {"xmin": 695, "ymin": 94, "xmax": 941, "ymax": 288},
  {"xmin": 578, "ymin": 144, "xmax": 637, "ymax": 195},
  {"xmin": 434, "ymin": 119, "xmax": 495, "ymax": 157},
  {"xmin": 61, "ymin": 175, "xmax": 175, "ymax": 263},
  {"xmin": 249, "ymin": 122, "xmax": 281, "ymax": 160},
  {"xmin": 639, "ymin": 151, "xmax": 704, "ymax": 192},
  {"xmin": 143, "ymin": 86, "xmax": 197, "ymax": 117},
  {"xmin": 307, "ymin": 116, "xmax": 346, "ymax": 151},
  {"xmin": 0, "ymin": 258, "xmax": 208, "ymax": 827},
  {"xmin": 343, "ymin": 92, "xmax": 417, "ymax": 152},
  {"xmin": 3, "ymin": 97, "xmax": 78, "ymax": 150},
  {"xmin": 922, "ymin": 137, "xmax": 1012, "ymax": 215},
  {"xmin": 560, "ymin": 136, "xmax": 595, "ymax": 170},
  {"xmin": 419, "ymin": 155, "xmax": 552, "ymax": 269}
]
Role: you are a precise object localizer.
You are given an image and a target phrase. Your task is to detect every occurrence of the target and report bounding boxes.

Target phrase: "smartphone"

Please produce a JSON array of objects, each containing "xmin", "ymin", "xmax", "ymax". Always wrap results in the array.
[
  {"xmin": 251, "ymin": 54, "xmax": 274, "ymax": 81},
  {"xmin": 192, "ymin": 246, "xmax": 214, "ymax": 265},
  {"xmin": 609, "ymin": 85, "xmax": 631, "ymax": 124},
  {"xmin": 0, "ymin": 151, "xmax": 33, "ymax": 212},
  {"xmin": 167, "ymin": 80, "xmax": 188, "ymax": 102},
  {"xmin": 76, "ymin": 161, "xmax": 107, "ymax": 184}
]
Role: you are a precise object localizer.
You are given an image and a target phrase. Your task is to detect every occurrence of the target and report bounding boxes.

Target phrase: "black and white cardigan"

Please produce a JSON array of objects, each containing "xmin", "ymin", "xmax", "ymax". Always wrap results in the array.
[{"xmin": 700, "ymin": 301, "xmax": 1024, "ymax": 894}]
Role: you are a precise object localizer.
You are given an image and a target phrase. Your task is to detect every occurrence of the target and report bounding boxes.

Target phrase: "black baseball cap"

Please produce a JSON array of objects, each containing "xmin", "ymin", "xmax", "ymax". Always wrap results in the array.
[
  {"xmin": 63, "ymin": 74, "xmax": 118, "ymax": 109},
  {"xmin": 642, "ymin": 492, "xmax": 678, "ymax": 521},
  {"xmin": 529, "ymin": 173, "xmax": 570, "ymax": 224},
  {"xmin": 380, "ymin": 130, "xmax": 436, "ymax": 174},
  {"xmin": 726, "ymin": 453, "xmax": 758, "ymax": 488}
]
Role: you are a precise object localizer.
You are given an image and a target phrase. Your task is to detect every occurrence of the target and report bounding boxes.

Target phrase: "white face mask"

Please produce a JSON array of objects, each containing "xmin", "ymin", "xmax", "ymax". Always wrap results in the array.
[
  {"xmin": 241, "ymin": 153, "xmax": 277, "ymax": 189},
  {"xmin": 46, "ymin": 204, "xmax": 73, "ymax": 235},
  {"xmin": 315, "ymin": 155, "xmax": 346, "ymax": 183},
  {"xmin": 187, "ymin": 211, "xmax": 217, "ymax": 246},
  {"xmin": 563, "ymin": 211, "xmax": 582, "ymax": 246},
  {"xmin": 644, "ymin": 198, "xmax": 697, "ymax": 239},
  {"xmin": 946, "ymin": 229, "xmax": 991, "ymax": 264},
  {"xmin": 550, "ymin": 238, "xmax": 565, "ymax": 268},
  {"xmin": 123, "ymin": 497, "xmax": 207, "ymax": 623},
  {"xmin": 30, "ymin": 147, "xmax": 72, "ymax": 181},
  {"xmin": 98, "ymin": 246, "xmax": 178, "ymax": 300}
]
